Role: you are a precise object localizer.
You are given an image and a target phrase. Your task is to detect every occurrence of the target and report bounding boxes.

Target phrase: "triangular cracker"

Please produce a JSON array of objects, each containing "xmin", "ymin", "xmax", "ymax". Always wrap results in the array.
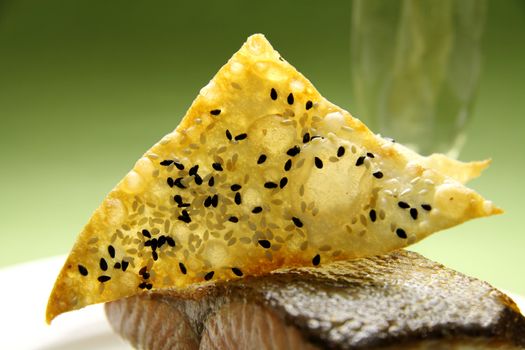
[{"xmin": 47, "ymin": 34, "xmax": 501, "ymax": 323}]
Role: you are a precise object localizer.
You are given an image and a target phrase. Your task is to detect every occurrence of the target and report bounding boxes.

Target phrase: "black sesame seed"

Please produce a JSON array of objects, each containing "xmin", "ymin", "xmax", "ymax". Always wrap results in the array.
[
  {"xmin": 410, "ymin": 208, "xmax": 418, "ymax": 220},
  {"xmin": 355, "ymin": 156, "xmax": 365, "ymax": 166},
  {"xmin": 78, "ymin": 264, "xmax": 88, "ymax": 276},
  {"xmin": 421, "ymin": 204, "xmax": 432, "ymax": 211},
  {"xmin": 152, "ymin": 251, "xmax": 158, "ymax": 261},
  {"xmin": 228, "ymin": 216, "xmax": 239, "ymax": 223},
  {"xmin": 208, "ymin": 176, "xmax": 215, "ymax": 187},
  {"xmin": 204, "ymin": 196, "xmax": 212, "ymax": 208},
  {"xmin": 398, "ymin": 201, "xmax": 410, "ymax": 209},
  {"xmin": 279, "ymin": 177, "xmax": 288, "ymax": 189},
  {"xmin": 303, "ymin": 133, "xmax": 311, "ymax": 143},
  {"xmin": 211, "ymin": 194, "xmax": 219, "ymax": 207},
  {"xmin": 264, "ymin": 181, "xmax": 278, "ymax": 189},
  {"xmin": 284, "ymin": 159, "xmax": 292, "ymax": 171},
  {"xmin": 212, "ymin": 162, "xmax": 223, "ymax": 171},
  {"xmin": 235, "ymin": 133, "xmax": 247, "ymax": 141},
  {"xmin": 138, "ymin": 282, "xmax": 147, "ymax": 289},
  {"xmin": 231, "ymin": 184, "xmax": 242, "ymax": 191},
  {"xmin": 98, "ymin": 275, "xmax": 111, "ymax": 283},
  {"xmin": 142, "ymin": 229, "xmax": 151, "ymax": 238},
  {"xmin": 292, "ymin": 217, "xmax": 303, "ymax": 228},
  {"xmin": 396, "ymin": 228, "xmax": 407, "ymax": 239},
  {"xmin": 226, "ymin": 129, "xmax": 232, "ymax": 141},
  {"xmin": 210, "ymin": 109, "xmax": 221, "ymax": 116},
  {"xmin": 166, "ymin": 236, "xmax": 176, "ymax": 247},
  {"xmin": 270, "ymin": 88, "xmax": 278, "ymax": 100},
  {"xmin": 174, "ymin": 177, "xmax": 186, "ymax": 189},
  {"xmin": 314, "ymin": 157, "xmax": 323, "ymax": 169},
  {"xmin": 366, "ymin": 152, "xmax": 375, "ymax": 158},
  {"xmin": 257, "ymin": 154, "xmax": 267, "ymax": 164},
  {"xmin": 194, "ymin": 174, "xmax": 203, "ymax": 185},
  {"xmin": 99, "ymin": 258, "xmax": 108, "ymax": 271},
  {"xmin": 174, "ymin": 162, "xmax": 184, "ymax": 170},
  {"xmin": 373, "ymin": 171, "xmax": 384, "ymax": 179},
  {"xmin": 144, "ymin": 240, "xmax": 152, "ymax": 247},
  {"xmin": 258, "ymin": 239, "xmax": 271, "ymax": 248},
  {"xmin": 305, "ymin": 100, "xmax": 313, "ymax": 110},
  {"xmin": 108, "ymin": 245, "xmax": 116, "ymax": 258},
  {"xmin": 189, "ymin": 165, "xmax": 199, "ymax": 176},
  {"xmin": 287, "ymin": 93, "xmax": 294, "ymax": 105},
  {"xmin": 369, "ymin": 209, "xmax": 377, "ymax": 222},
  {"xmin": 142, "ymin": 272, "xmax": 150, "ymax": 280},
  {"xmin": 160, "ymin": 160, "xmax": 173, "ymax": 166},
  {"xmin": 114, "ymin": 262, "xmax": 121, "ymax": 269},
  {"xmin": 312, "ymin": 254, "xmax": 321, "ymax": 266},
  {"xmin": 287, "ymin": 145, "xmax": 301, "ymax": 157},
  {"xmin": 158, "ymin": 235, "xmax": 166, "ymax": 248},
  {"xmin": 139, "ymin": 266, "xmax": 148, "ymax": 275},
  {"xmin": 252, "ymin": 206, "xmax": 263, "ymax": 214},
  {"xmin": 178, "ymin": 210, "xmax": 191, "ymax": 223},
  {"xmin": 167, "ymin": 177, "xmax": 174, "ymax": 187},
  {"xmin": 121, "ymin": 260, "xmax": 129, "ymax": 272},
  {"xmin": 204, "ymin": 271, "xmax": 215, "ymax": 281},
  {"xmin": 337, "ymin": 146, "xmax": 345, "ymax": 157},
  {"xmin": 145, "ymin": 283, "xmax": 153, "ymax": 290},
  {"xmin": 234, "ymin": 192, "xmax": 242, "ymax": 205},
  {"xmin": 179, "ymin": 262, "xmax": 187, "ymax": 274},
  {"xmin": 231, "ymin": 267, "xmax": 243, "ymax": 277},
  {"xmin": 174, "ymin": 195, "xmax": 183, "ymax": 205}
]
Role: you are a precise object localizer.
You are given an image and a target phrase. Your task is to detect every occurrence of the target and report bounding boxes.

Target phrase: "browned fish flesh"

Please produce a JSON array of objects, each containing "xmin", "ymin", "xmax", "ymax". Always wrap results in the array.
[{"xmin": 105, "ymin": 250, "xmax": 525, "ymax": 349}]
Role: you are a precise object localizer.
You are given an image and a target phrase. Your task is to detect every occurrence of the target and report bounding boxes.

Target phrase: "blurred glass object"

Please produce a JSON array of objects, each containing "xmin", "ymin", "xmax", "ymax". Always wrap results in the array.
[{"xmin": 351, "ymin": 0, "xmax": 486, "ymax": 157}]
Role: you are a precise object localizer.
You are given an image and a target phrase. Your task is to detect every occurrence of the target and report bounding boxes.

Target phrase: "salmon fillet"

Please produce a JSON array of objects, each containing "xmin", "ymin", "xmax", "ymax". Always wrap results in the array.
[{"xmin": 105, "ymin": 251, "xmax": 525, "ymax": 349}]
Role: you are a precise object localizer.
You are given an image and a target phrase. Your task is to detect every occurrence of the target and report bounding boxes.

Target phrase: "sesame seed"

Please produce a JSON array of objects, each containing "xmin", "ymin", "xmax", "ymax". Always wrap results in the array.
[
  {"xmin": 167, "ymin": 177, "xmax": 174, "ymax": 187},
  {"xmin": 355, "ymin": 156, "xmax": 365, "ymax": 166},
  {"xmin": 314, "ymin": 157, "xmax": 323, "ymax": 169},
  {"xmin": 99, "ymin": 258, "xmax": 108, "ymax": 271},
  {"xmin": 208, "ymin": 176, "xmax": 215, "ymax": 187},
  {"xmin": 303, "ymin": 133, "xmax": 310, "ymax": 143},
  {"xmin": 138, "ymin": 282, "xmax": 147, "ymax": 289},
  {"xmin": 421, "ymin": 204, "xmax": 432, "ymax": 211},
  {"xmin": 312, "ymin": 254, "xmax": 321, "ymax": 266},
  {"xmin": 194, "ymin": 174, "xmax": 203, "ymax": 185},
  {"xmin": 292, "ymin": 217, "xmax": 303, "ymax": 228},
  {"xmin": 142, "ymin": 272, "xmax": 150, "ymax": 279},
  {"xmin": 235, "ymin": 133, "xmax": 247, "ymax": 141},
  {"xmin": 337, "ymin": 146, "xmax": 345, "ymax": 157},
  {"xmin": 373, "ymin": 171, "xmax": 383, "ymax": 179},
  {"xmin": 189, "ymin": 165, "xmax": 199, "ymax": 176},
  {"xmin": 270, "ymin": 88, "xmax": 278, "ymax": 100},
  {"xmin": 264, "ymin": 181, "xmax": 278, "ymax": 189},
  {"xmin": 174, "ymin": 177, "xmax": 186, "ymax": 189},
  {"xmin": 145, "ymin": 283, "xmax": 153, "ymax": 290},
  {"xmin": 78, "ymin": 265, "xmax": 88, "ymax": 276},
  {"xmin": 258, "ymin": 239, "xmax": 271, "ymax": 248},
  {"xmin": 212, "ymin": 162, "xmax": 223, "ymax": 171},
  {"xmin": 305, "ymin": 100, "xmax": 313, "ymax": 110},
  {"xmin": 121, "ymin": 261, "xmax": 129, "ymax": 271},
  {"xmin": 231, "ymin": 184, "xmax": 242, "ymax": 191},
  {"xmin": 157, "ymin": 236, "xmax": 166, "ymax": 248},
  {"xmin": 204, "ymin": 196, "xmax": 212, "ymax": 208},
  {"xmin": 396, "ymin": 228, "xmax": 407, "ymax": 239},
  {"xmin": 234, "ymin": 192, "xmax": 242, "ymax": 205},
  {"xmin": 179, "ymin": 262, "xmax": 187, "ymax": 274},
  {"xmin": 279, "ymin": 177, "xmax": 288, "ymax": 188},
  {"xmin": 139, "ymin": 266, "xmax": 148, "ymax": 275},
  {"xmin": 174, "ymin": 195, "xmax": 183, "ymax": 205},
  {"xmin": 211, "ymin": 194, "xmax": 218, "ymax": 207},
  {"xmin": 284, "ymin": 159, "xmax": 292, "ymax": 171},
  {"xmin": 166, "ymin": 236, "xmax": 176, "ymax": 247},
  {"xmin": 287, "ymin": 146, "xmax": 300, "ymax": 157},
  {"xmin": 114, "ymin": 262, "xmax": 121, "ymax": 269},
  {"xmin": 226, "ymin": 129, "xmax": 232, "ymax": 141},
  {"xmin": 160, "ymin": 160, "xmax": 173, "ymax": 166},
  {"xmin": 229, "ymin": 216, "xmax": 239, "ymax": 223},
  {"xmin": 210, "ymin": 109, "xmax": 221, "ymax": 116},
  {"xmin": 410, "ymin": 208, "xmax": 418, "ymax": 220},
  {"xmin": 367, "ymin": 152, "xmax": 375, "ymax": 158},
  {"xmin": 98, "ymin": 275, "xmax": 111, "ymax": 283},
  {"xmin": 398, "ymin": 201, "xmax": 410, "ymax": 209},
  {"xmin": 204, "ymin": 271, "xmax": 215, "ymax": 281},
  {"xmin": 108, "ymin": 245, "xmax": 115, "ymax": 258},
  {"xmin": 369, "ymin": 209, "xmax": 377, "ymax": 222},
  {"xmin": 252, "ymin": 206, "xmax": 263, "ymax": 214},
  {"xmin": 232, "ymin": 267, "xmax": 243, "ymax": 277},
  {"xmin": 287, "ymin": 93, "xmax": 294, "ymax": 105},
  {"xmin": 178, "ymin": 210, "xmax": 191, "ymax": 223},
  {"xmin": 257, "ymin": 154, "xmax": 267, "ymax": 164},
  {"xmin": 174, "ymin": 162, "xmax": 184, "ymax": 170}
]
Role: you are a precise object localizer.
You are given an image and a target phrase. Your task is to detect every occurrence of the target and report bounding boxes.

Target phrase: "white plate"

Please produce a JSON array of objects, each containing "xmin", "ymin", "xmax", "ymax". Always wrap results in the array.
[{"xmin": 0, "ymin": 257, "xmax": 524, "ymax": 350}]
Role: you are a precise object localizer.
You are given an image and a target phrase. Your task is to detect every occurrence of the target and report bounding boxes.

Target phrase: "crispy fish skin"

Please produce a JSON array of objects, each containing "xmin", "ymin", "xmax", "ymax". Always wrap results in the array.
[{"xmin": 105, "ymin": 251, "xmax": 525, "ymax": 349}]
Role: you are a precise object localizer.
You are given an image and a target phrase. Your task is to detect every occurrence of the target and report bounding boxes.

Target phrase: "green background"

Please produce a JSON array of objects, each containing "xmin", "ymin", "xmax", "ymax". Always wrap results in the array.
[{"xmin": 1, "ymin": 1, "xmax": 524, "ymax": 295}]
